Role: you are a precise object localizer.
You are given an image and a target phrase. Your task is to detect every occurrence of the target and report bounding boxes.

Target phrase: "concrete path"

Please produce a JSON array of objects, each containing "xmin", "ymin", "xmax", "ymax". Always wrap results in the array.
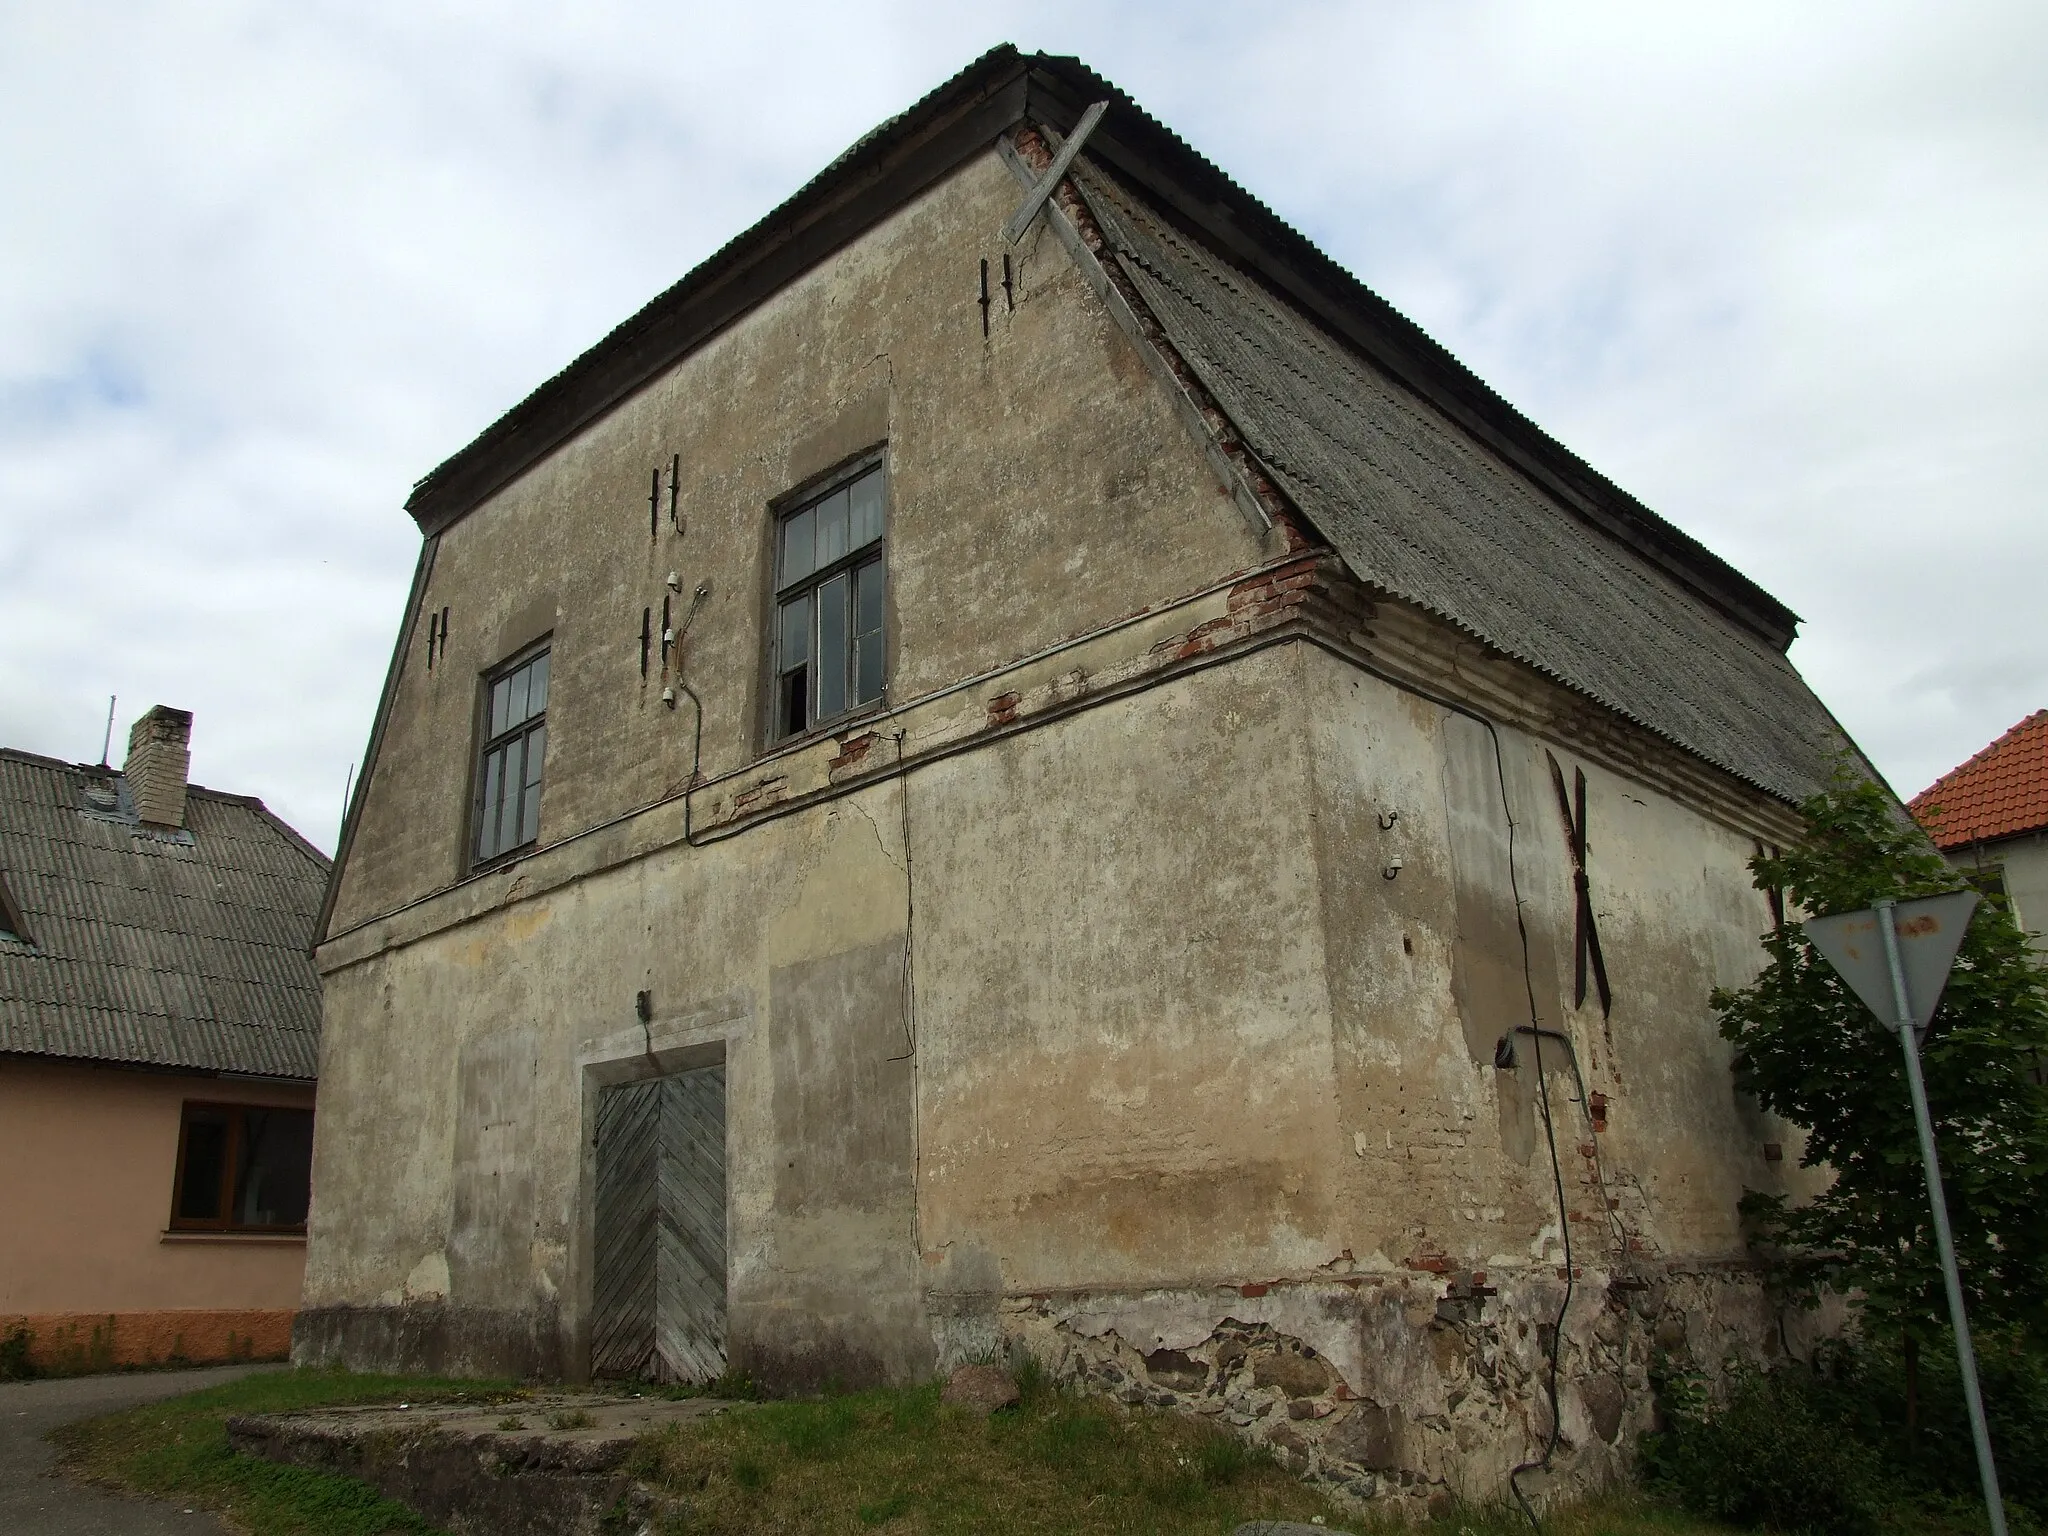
[{"xmin": 0, "ymin": 1365, "xmax": 276, "ymax": 1535}]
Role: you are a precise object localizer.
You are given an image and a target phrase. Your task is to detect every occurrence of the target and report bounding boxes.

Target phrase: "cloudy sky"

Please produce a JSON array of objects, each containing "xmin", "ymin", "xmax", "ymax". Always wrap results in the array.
[{"xmin": 3, "ymin": 2, "xmax": 2043, "ymax": 852}]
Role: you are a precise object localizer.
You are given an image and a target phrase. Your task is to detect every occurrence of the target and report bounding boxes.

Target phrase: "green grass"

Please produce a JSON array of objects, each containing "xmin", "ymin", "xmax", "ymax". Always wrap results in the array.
[
  {"xmin": 46, "ymin": 1363, "xmax": 1908, "ymax": 1536},
  {"xmin": 51, "ymin": 1367, "xmax": 523, "ymax": 1536},
  {"xmin": 623, "ymin": 1374, "xmax": 1725, "ymax": 1536}
]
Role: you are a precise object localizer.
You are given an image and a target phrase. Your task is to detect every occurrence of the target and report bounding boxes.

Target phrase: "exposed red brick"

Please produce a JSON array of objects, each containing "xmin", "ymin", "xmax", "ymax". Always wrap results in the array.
[
  {"xmin": 1238, "ymin": 1281, "xmax": 1271, "ymax": 1298},
  {"xmin": 732, "ymin": 776, "xmax": 789, "ymax": 815},
  {"xmin": 826, "ymin": 733, "xmax": 875, "ymax": 774}
]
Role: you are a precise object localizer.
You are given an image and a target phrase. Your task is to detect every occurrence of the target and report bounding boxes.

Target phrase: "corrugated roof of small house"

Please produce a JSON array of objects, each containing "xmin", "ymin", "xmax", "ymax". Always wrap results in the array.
[
  {"xmin": 1910, "ymin": 710, "xmax": 2048, "ymax": 849},
  {"xmin": 0, "ymin": 747, "xmax": 328, "ymax": 1080}
]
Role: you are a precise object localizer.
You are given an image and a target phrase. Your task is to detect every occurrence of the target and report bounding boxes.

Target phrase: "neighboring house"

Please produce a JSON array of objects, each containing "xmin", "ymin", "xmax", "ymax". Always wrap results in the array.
[
  {"xmin": 0, "ymin": 707, "xmax": 328, "ymax": 1371},
  {"xmin": 303, "ymin": 49, "xmax": 1861, "ymax": 1500},
  {"xmin": 1910, "ymin": 709, "xmax": 2048, "ymax": 956}
]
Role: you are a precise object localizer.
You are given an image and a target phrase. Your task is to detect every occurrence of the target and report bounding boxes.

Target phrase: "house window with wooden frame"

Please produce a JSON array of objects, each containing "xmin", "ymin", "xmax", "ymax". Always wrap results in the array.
[
  {"xmin": 772, "ymin": 460, "xmax": 886, "ymax": 741},
  {"xmin": 473, "ymin": 643, "xmax": 549, "ymax": 866},
  {"xmin": 170, "ymin": 1103, "xmax": 314, "ymax": 1232}
]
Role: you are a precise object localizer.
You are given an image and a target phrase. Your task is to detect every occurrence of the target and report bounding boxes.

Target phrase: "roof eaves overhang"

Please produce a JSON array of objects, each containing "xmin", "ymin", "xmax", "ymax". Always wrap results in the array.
[
  {"xmin": 404, "ymin": 45, "xmax": 1037, "ymax": 539},
  {"xmin": 1020, "ymin": 58, "xmax": 1800, "ymax": 653},
  {"xmin": 403, "ymin": 46, "xmax": 1800, "ymax": 656}
]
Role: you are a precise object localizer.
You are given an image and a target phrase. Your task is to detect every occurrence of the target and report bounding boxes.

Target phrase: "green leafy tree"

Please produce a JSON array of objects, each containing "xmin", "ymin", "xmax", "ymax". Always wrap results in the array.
[{"xmin": 1715, "ymin": 770, "xmax": 2048, "ymax": 1367}]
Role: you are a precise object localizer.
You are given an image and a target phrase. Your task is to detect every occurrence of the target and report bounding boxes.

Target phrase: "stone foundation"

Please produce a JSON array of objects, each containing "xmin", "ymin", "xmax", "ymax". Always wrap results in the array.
[
  {"xmin": 292, "ymin": 1300, "xmax": 565, "ymax": 1381},
  {"xmin": 964, "ymin": 1264, "xmax": 1837, "ymax": 1513}
]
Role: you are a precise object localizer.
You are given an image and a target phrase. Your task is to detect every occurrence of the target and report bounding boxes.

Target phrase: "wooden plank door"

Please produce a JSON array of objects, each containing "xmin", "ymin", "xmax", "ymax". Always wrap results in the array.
[
  {"xmin": 656, "ymin": 1064, "xmax": 728, "ymax": 1383},
  {"xmin": 591, "ymin": 1066, "xmax": 727, "ymax": 1383}
]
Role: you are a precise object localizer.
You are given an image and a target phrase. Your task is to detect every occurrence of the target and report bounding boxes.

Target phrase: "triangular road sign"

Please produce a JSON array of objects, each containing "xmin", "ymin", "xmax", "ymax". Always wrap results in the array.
[{"xmin": 1805, "ymin": 890, "xmax": 1979, "ymax": 1036}]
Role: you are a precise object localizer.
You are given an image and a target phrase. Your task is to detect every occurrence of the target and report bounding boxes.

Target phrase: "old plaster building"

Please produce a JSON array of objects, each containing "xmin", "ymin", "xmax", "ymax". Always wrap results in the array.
[
  {"xmin": 1, "ymin": 707, "xmax": 326, "ymax": 1370},
  {"xmin": 304, "ymin": 50, "xmax": 1858, "ymax": 1501}
]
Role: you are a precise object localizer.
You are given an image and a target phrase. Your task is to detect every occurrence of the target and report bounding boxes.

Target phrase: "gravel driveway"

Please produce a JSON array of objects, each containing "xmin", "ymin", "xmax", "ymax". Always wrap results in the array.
[{"xmin": 0, "ymin": 1365, "xmax": 278, "ymax": 1535}]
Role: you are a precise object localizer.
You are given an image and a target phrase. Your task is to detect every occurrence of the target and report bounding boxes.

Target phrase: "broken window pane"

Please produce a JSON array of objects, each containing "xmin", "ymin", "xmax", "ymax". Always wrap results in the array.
[{"xmin": 781, "ymin": 665, "xmax": 808, "ymax": 738}]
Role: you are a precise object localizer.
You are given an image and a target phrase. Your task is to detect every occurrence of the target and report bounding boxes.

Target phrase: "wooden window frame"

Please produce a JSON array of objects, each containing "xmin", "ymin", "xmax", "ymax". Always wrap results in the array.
[
  {"xmin": 167, "ymin": 1101, "xmax": 314, "ymax": 1234},
  {"xmin": 470, "ymin": 640, "xmax": 551, "ymax": 870},
  {"xmin": 769, "ymin": 456, "xmax": 888, "ymax": 745}
]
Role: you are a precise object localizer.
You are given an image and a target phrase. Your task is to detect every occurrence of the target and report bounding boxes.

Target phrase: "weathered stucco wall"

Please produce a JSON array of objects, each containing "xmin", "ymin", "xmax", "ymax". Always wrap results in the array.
[
  {"xmin": 330, "ymin": 146, "xmax": 1276, "ymax": 936},
  {"xmin": 305, "ymin": 619, "xmax": 1819, "ymax": 1500},
  {"xmin": 304, "ymin": 650, "xmax": 1320, "ymax": 1385}
]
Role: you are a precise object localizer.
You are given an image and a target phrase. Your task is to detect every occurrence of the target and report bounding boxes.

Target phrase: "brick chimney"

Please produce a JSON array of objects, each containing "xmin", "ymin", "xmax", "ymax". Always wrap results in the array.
[{"xmin": 124, "ymin": 706, "xmax": 193, "ymax": 828}]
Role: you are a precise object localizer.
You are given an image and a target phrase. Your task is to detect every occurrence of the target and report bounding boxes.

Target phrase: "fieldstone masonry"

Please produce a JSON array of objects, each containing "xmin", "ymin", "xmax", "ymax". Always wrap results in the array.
[{"xmin": 993, "ymin": 1265, "xmax": 1836, "ymax": 1513}]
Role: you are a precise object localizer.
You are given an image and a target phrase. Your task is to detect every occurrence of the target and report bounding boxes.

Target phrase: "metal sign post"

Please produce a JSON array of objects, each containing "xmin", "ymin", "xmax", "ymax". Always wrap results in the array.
[{"xmin": 1805, "ymin": 890, "xmax": 2006, "ymax": 1536}]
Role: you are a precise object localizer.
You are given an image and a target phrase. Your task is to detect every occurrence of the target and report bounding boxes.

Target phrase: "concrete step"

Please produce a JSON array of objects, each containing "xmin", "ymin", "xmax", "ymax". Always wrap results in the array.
[{"xmin": 227, "ymin": 1391, "xmax": 734, "ymax": 1536}]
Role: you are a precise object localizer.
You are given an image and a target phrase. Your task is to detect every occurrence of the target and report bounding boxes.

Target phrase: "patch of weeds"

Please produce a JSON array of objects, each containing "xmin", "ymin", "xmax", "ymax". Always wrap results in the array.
[
  {"xmin": 649, "ymin": 1367, "xmax": 759, "ymax": 1401},
  {"xmin": 0, "ymin": 1324, "xmax": 35, "ymax": 1381},
  {"xmin": 495, "ymin": 1415, "xmax": 526, "ymax": 1432},
  {"xmin": 762, "ymin": 1396, "xmax": 861, "ymax": 1459},
  {"xmin": 886, "ymin": 1382, "xmax": 939, "ymax": 1433},
  {"xmin": 627, "ymin": 1380, "xmax": 1353, "ymax": 1535},
  {"xmin": 1643, "ymin": 1365, "xmax": 1886, "ymax": 1536},
  {"xmin": 547, "ymin": 1408, "xmax": 597, "ymax": 1431},
  {"xmin": 1193, "ymin": 1423, "xmax": 1262, "ymax": 1486},
  {"xmin": 1012, "ymin": 1347, "xmax": 1051, "ymax": 1404},
  {"xmin": 856, "ymin": 1488, "xmax": 914, "ymax": 1524}
]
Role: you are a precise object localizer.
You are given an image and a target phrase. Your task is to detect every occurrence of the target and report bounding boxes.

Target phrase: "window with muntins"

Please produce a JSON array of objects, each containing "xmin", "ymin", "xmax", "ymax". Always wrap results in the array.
[
  {"xmin": 475, "ymin": 645, "xmax": 549, "ymax": 865},
  {"xmin": 170, "ymin": 1102, "xmax": 314, "ymax": 1231},
  {"xmin": 773, "ymin": 462, "xmax": 885, "ymax": 740}
]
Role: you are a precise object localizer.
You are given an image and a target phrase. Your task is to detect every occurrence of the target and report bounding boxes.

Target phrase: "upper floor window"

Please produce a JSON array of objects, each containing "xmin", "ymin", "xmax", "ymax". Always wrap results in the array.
[
  {"xmin": 475, "ymin": 644, "xmax": 548, "ymax": 865},
  {"xmin": 773, "ymin": 461, "xmax": 885, "ymax": 740}
]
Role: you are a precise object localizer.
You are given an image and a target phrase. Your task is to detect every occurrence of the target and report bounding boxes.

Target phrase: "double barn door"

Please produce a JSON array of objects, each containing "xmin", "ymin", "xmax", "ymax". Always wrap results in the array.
[{"xmin": 591, "ymin": 1065, "xmax": 727, "ymax": 1383}]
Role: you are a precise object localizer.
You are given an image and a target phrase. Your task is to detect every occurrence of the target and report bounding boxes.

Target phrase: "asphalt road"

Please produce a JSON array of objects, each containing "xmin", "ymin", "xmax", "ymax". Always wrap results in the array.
[{"xmin": 0, "ymin": 1365, "xmax": 276, "ymax": 1535}]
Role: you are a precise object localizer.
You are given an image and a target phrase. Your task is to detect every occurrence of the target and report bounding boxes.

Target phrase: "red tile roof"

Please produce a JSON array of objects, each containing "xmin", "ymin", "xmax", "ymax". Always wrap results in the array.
[{"xmin": 1910, "ymin": 710, "xmax": 2048, "ymax": 849}]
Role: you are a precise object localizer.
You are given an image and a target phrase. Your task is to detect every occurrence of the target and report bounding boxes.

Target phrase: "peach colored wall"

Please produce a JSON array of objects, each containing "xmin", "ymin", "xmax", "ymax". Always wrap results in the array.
[{"xmin": 0, "ymin": 1056, "xmax": 313, "ymax": 1315}]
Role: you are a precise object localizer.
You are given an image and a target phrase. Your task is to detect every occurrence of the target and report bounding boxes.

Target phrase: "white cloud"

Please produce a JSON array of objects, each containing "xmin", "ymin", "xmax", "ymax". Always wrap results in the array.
[{"xmin": 2, "ymin": 1, "xmax": 2043, "ymax": 851}]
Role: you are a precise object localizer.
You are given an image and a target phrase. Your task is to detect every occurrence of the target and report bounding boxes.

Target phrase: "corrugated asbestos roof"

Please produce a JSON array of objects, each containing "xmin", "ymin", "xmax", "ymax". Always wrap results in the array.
[
  {"xmin": 0, "ymin": 748, "xmax": 328, "ymax": 1079},
  {"xmin": 1910, "ymin": 710, "xmax": 2048, "ymax": 849},
  {"xmin": 1073, "ymin": 162, "xmax": 1854, "ymax": 805}
]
